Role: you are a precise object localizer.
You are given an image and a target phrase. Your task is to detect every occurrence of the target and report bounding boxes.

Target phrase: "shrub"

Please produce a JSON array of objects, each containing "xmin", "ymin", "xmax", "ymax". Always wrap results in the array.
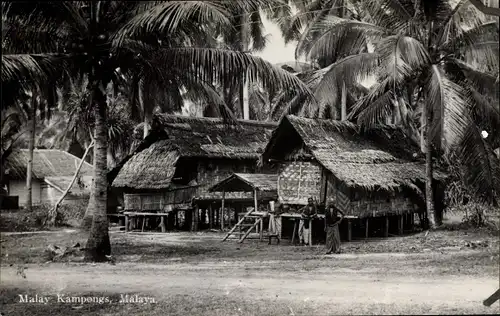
[{"xmin": 447, "ymin": 201, "xmax": 499, "ymax": 231}]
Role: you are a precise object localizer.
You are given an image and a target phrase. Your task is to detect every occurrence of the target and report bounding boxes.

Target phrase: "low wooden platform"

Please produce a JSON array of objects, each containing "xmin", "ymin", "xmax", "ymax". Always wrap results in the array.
[{"xmin": 123, "ymin": 211, "xmax": 171, "ymax": 232}]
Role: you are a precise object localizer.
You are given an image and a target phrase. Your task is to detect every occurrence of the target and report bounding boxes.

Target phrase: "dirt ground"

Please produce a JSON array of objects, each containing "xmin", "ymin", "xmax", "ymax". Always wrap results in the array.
[{"xmin": 1, "ymin": 221, "xmax": 499, "ymax": 316}]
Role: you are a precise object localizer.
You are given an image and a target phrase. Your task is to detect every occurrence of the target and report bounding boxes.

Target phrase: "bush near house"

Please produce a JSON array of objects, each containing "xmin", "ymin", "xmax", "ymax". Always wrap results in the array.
[{"xmin": 0, "ymin": 200, "xmax": 88, "ymax": 232}]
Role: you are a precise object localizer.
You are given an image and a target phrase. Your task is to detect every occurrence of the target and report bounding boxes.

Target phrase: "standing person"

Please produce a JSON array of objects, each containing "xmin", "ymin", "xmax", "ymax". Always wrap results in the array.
[
  {"xmin": 268, "ymin": 201, "xmax": 283, "ymax": 242},
  {"xmin": 325, "ymin": 204, "xmax": 344, "ymax": 254},
  {"xmin": 298, "ymin": 197, "xmax": 317, "ymax": 246}
]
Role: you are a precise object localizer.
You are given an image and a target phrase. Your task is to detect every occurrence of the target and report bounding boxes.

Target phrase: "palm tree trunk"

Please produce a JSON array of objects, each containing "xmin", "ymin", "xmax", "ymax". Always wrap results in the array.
[
  {"xmin": 143, "ymin": 111, "xmax": 152, "ymax": 139},
  {"xmin": 420, "ymin": 104, "xmax": 426, "ymax": 153},
  {"xmin": 46, "ymin": 140, "xmax": 94, "ymax": 226},
  {"xmin": 25, "ymin": 97, "xmax": 37, "ymax": 211},
  {"xmin": 424, "ymin": 105, "xmax": 437, "ymax": 229},
  {"xmin": 84, "ymin": 84, "xmax": 111, "ymax": 262},
  {"xmin": 240, "ymin": 13, "xmax": 250, "ymax": 120},
  {"xmin": 341, "ymin": 82, "xmax": 347, "ymax": 121}
]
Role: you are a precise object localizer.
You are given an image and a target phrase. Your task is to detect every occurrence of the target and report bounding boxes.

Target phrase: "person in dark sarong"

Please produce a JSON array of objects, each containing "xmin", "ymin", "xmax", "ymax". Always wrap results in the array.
[{"xmin": 325, "ymin": 204, "xmax": 344, "ymax": 254}]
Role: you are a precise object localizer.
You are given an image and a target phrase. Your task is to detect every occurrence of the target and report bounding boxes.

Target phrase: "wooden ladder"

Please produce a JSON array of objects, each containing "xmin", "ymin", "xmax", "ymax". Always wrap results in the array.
[{"xmin": 222, "ymin": 209, "xmax": 263, "ymax": 242}]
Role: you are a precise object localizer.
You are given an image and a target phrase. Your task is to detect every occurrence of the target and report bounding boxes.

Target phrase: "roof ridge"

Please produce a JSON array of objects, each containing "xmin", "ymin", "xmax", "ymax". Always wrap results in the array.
[{"xmin": 155, "ymin": 114, "xmax": 278, "ymax": 127}]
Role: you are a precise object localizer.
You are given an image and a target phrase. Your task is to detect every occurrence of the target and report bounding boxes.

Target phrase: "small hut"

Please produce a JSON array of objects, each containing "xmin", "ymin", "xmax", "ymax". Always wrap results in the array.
[
  {"xmin": 262, "ymin": 115, "xmax": 447, "ymax": 241},
  {"xmin": 209, "ymin": 173, "xmax": 278, "ymax": 241},
  {"xmin": 111, "ymin": 114, "xmax": 277, "ymax": 231},
  {"xmin": 3, "ymin": 149, "xmax": 92, "ymax": 208}
]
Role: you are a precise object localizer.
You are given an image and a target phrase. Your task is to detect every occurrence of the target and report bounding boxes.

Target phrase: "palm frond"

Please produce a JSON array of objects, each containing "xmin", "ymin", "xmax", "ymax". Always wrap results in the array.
[
  {"xmin": 160, "ymin": 48, "xmax": 314, "ymax": 102},
  {"xmin": 426, "ymin": 65, "xmax": 470, "ymax": 154},
  {"xmin": 113, "ymin": 1, "xmax": 232, "ymax": 45},
  {"xmin": 313, "ymin": 53, "xmax": 378, "ymax": 107},
  {"xmin": 468, "ymin": 87, "xmax": 500, "ymax": 149},
  {"xmin": 457, "ymin": 123, "xmax": 500, "ymax": 204},
  {"xmin": 440, "ymin": 21, "xmax": 499, "ymax": 53},
  {"xmin": 447, "ymin": 58, "xmax": 499, "ymax": 98},
  {"xmin": 297, "ymin": 15, "xmax": 388, "ymax": 61},
  {"xmin": 376, "ymin": 35, "xmax": 431, "ymax": 85}
]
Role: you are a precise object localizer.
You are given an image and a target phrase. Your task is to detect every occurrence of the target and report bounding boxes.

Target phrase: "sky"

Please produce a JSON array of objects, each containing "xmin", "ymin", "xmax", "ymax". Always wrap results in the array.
[{"xmin": 254, "ymin": 16, "xmax": 298, "ymax": 64}]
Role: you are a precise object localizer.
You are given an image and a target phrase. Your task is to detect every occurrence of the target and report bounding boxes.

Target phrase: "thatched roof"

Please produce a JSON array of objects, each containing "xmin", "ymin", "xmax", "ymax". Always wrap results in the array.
[
  {"xmin": 44, "ymin": 175, "xmax": 92, "ymax": 196},
  {"xmin": 112, "ymin": 141, "xmax": 180, "ymax": 190},
  {"xmin": 263, "ymin": 115, "xmax": 446, "ymax": 193},
  {"xmin": 112, "ymin": 115, "xmax": 277, "ymax": 190},
  {"xmin": 4, "ymin": 149, "xmax": 93, "ymax": 180},
  {"xmin": 209, "ymin": 173, "xmax": 278, "ymax": 193},
  {"xmin": 152, "ymin": 114, "xmax": 277, "ymax": 159}
]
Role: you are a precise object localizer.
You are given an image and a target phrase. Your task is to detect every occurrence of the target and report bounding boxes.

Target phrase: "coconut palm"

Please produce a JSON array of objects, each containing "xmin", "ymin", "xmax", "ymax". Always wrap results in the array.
[
  {"xmin": 298, "ymin": 0, "xmax": 500, "ymax": 227},
  {"xmin": 277, "ymin": 0, "xmax": 373, "ymax": 119},
  {"xmin": 2, "ymin": 1, "xmax": 312, "ymax": 261}
]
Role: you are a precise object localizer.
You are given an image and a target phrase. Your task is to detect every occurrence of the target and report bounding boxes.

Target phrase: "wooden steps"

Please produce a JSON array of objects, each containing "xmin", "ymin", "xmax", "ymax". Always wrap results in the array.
[{"xmin": 222, "ymin": 209, "xmax": 265, "ymax": 243}]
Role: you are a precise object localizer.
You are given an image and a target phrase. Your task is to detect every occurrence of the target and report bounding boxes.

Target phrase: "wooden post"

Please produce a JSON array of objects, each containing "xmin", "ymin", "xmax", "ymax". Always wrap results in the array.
[
  {"xmin": 259, "ymin": 216, "xmax": 264, "ymax": 241},
  {"xmin": 365, "ymin": 218, "xmax": 369, "ymax": 238},
  {"xmin": 209, "ymin": 204, "xmax": 213, "ymax": 229},
  {"xmin": 309, "ymin": 218, "xmax": 313, "ymax": 246},
  {"xmin": 125, "ymin": 214, "xmax": 129, "ymax": 232},
  {"xmin": 347, "ymin": 219, "xmax": 352, "ymax": 241},
  {"xmin": 221, "ymin": 190, "xmax": 225, "ymax": 231},
  {"xmin": 254, "ymin": 189, "xmax": 259, "ymax": 235},
  {"xmin": 398, "ymin": 214, "xmax": 403, "ymax": 235},
  {"xmin": 192, "ymin": 205, "xmax": 199, "ymax": 232},
  {"xmin": 160, "ymin": 215, "xmax": 166, "ymax": 232},
  {"xmin": 291, "ymin": 220, "xmax": 298, "ymax": 245},
  {"xmin": 175, "ymin": 211, "xmax": 178, "ymax": 229},
  {"xmin": 214, "ymin": 204, "xmax": 218, "ymax": 227},
  {"xmin": 384, "ymin": 216, "xmax": 389, "ymax": 237}
]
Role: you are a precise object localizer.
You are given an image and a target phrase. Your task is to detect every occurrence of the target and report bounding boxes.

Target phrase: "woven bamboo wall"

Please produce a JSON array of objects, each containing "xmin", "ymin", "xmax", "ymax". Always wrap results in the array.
[
  {"xmin": 325, "ymin": 174, "xmax": 417, "ymax": 217},
  {"xmin": 124, "ymin": 186, "xmax": 198, "ymax": 211},
  {"xmin": 196, "ymin": 160, "xmax": 257, "ymax": 200},
  {"xmin": 278, "ymin": 161, "xmax": 322, "ymax": 205}
]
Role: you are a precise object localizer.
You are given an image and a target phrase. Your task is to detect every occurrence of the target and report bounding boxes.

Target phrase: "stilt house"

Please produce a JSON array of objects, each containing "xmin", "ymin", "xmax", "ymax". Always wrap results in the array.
[
  {"xmin": 111, "ymin": 114, "xmax": 277, "ymax": 231},
  {"xmin": 262, "ymin": 115, "xmax": 447, "ymax": 239}
]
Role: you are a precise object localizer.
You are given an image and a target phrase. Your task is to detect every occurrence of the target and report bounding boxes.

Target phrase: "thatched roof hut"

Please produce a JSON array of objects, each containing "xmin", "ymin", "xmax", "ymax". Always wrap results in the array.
[
  {"xmin": 209, "ymin": 173, "xmax": 278, "ymax": 195},
  {"xmin": 5, "ymin": 149, "xmax": 93, "ymax": 180},
  {"xmin": 4, "ymin": 149, "xmax": 92, "ymax": 206},
  {"xmin": 262, "ymin": 115, "xmax": 446, "ymax": 217},
  {"xmin": 112, "ymin": 114, "xmax": 278, "ymax": 211}
]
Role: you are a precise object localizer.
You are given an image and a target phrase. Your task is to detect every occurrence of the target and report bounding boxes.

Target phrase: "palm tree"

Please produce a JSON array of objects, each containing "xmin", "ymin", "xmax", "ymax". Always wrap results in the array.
[
  {"xmin": 298, "ymin": 0, "xmax": 500, "ymax": 227},
  {"xmin": 2, "ymin": 1, "xmax": 312, "ymax": 261},
  {"xmin": 276, "ymin": 0, "xmax": 372, "ymax": 119}
]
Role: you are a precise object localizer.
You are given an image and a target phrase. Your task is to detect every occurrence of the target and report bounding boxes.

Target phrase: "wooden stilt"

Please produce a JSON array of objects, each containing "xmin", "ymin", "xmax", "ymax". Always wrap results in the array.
[
  {"xmin": 208, "ymin": 205, "xmax": 213, "ymax": 229},
  {"xmin": 398, "ymin": 214, "xmax": 403, "ymax": 235},
  {"xmin": 160, "ymin": 215, "xmax": 166, "ymax": 232},
  {"xmin": 221, "ymin": 190, "xmax": 225, "ymax": 231},
  {"xmin": 259, "ymin": 217, "xmax": 264, "ymax": 241},
  {"xmin": 125, "ymin": 215, "xmax": 129, "ymax": 232},
  {"xmin": 309, "ymin": 218, "xmax": 313, "ymax": 246},
  {"xmin": 347, "ymin": 219, "xmax": 352, "ymax": 241},
  {"xmin": 291, "ymin": 220, "xmax": 298, "ymax": 245},
  {"xmin": 384, "ymin": 216, "xmax": 389, "ymax": 237},
  {"xmin": 192, "ymin": 205, "xmax": 199, "ymax": 232},
  {"xmin": 365, "ymin": 218, "xmax": 369, "ymax": 238}
]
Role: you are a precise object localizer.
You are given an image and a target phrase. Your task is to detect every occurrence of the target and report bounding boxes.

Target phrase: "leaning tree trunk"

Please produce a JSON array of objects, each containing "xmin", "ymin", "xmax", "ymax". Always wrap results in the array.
[
  {"xmin": 84, "ymin": 85, "xmax": 111, "ymax": 262},
  {"xmin": 46, "ymin": 140, "xmax": 94, "ymax": 226},
  {"xmin": 424, "ymin": 105, "xmax": 437, "ymax": 229},
  {"xmin": 25, "ymin": 97, "xmax": 37, "ymax": 211}
]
